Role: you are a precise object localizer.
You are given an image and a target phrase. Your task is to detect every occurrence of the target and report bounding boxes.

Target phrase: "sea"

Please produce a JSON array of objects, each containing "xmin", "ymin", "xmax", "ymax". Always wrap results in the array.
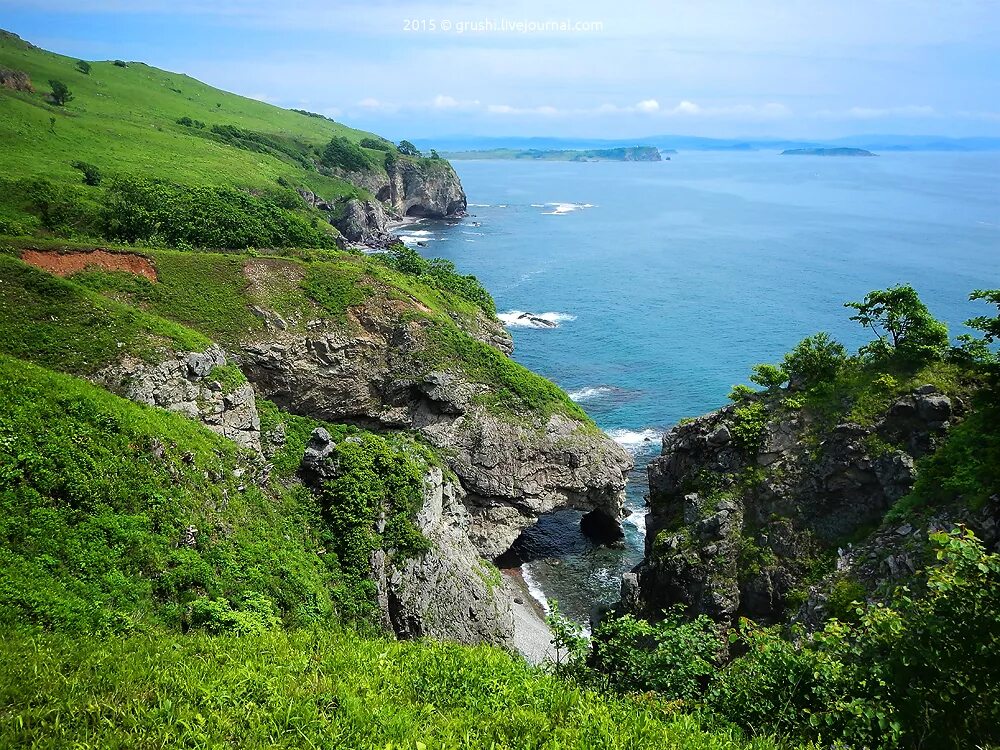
[{"xmin": 400, "ymin": 151, "xmax": 1000, "ymax": 624}]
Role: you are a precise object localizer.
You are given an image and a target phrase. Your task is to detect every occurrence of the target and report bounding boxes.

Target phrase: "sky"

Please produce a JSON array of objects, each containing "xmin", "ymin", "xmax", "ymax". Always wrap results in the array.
[{"xmin": 3, "ymin": 0, "xmax": 1000, "ymax": 141}]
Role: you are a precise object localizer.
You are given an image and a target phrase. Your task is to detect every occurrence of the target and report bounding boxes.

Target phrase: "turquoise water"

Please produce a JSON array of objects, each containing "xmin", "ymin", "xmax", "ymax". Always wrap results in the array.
[{"xmin": 402, "ymin": 152, "xmax": 1000, "ymax": 622}]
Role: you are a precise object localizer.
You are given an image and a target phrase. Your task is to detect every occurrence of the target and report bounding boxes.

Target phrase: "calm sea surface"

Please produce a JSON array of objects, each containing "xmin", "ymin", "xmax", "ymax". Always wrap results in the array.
[{"xmin": 402, "ymin": 151, "xmax": 1000, "ymax": 622}]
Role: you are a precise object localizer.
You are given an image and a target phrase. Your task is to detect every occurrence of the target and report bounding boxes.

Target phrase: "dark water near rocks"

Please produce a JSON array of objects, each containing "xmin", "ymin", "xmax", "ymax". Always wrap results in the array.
[{"xmin": 401, "ymin": 151, "xmax": 1000, "ymax": 624}]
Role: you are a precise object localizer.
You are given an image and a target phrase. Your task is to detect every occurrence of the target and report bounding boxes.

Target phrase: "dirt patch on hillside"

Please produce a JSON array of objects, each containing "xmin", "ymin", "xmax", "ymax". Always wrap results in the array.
[{"xmin": 20, "ymin": 249, "xmax": 158, "ymax": 282}]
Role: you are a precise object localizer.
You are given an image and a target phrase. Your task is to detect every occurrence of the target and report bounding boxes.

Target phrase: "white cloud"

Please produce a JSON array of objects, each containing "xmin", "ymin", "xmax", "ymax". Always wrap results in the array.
[
  {"xmin": 358, "ymin": 97, "xmax": 384, "ymax": 109},
  {"xmin": 635, "ymin": 99, "xmax": 660, "ymax": 113},
  {"xmin": 671, "ymin": 100, "xmax": 702, "ymax": 115}
]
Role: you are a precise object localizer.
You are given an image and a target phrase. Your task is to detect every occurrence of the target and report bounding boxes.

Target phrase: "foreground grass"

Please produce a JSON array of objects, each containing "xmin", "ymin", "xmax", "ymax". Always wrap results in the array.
[{"xmin": 0, "ymin": 627, "xmax": 792, "ymax": 750}]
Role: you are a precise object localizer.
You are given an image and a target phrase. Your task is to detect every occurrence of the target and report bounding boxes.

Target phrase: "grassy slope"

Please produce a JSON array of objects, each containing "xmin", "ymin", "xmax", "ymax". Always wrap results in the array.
[
  {"xmin": 0, "ymin": 628, "xmax": 789, "ymax": 750},
  {"xmin": 0, "ymin": 30, "xmax": 371, "ymax": 200},
  {"xmin": 0, "ymin": 252, "xmax": 209, "ymax": 373}
]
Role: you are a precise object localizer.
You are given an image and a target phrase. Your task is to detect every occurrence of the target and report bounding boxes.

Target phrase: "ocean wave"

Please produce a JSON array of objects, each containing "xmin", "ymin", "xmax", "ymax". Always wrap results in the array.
[
  {"xmin": 498, "ymin": 310, "xmax": 576, "ymax": 329},
  {"xmin": 624, "ymin": 507, "xmax": 647, "ymax": 535},
  {"xmin": 542, "ymin": 202, "xmax": 595, "ymax": 215},
  {"xmin": 606, "ymin": 427, "xmax": 663, "ymax": 456},
  {"xmin": 568, "ymin": 386, "xmax": 615, "ymax": 402},
  {"xmin": 521, "ymin": 563, "xmax": 550, "ymax": 614},
  {"xmin": 468, "ymin": 202, "xmax": 491, "ymax": 207}
]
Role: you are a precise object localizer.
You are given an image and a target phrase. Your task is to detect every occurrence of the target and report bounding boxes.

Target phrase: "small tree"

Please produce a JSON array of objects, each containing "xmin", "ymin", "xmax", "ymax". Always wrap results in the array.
[
  {"xmin": 782, "ymin": 332, "xmax": 848, "ymax": 389},
  {"xmin": 750, "ymin": 363, "xmax": 788, "ymax": 390},
  {"xmin": 113, "ymin": 59, "xmax": 128, "ymax": 68},
  {"xmin": 846, "ymin": 284, "xmax": 949, "ymax": 364},
  {"xmin": 397, "ymin": 140, "xmax": 421, "ymax": 156},
  {"xmin": 75, "ymin": 60, "xmax": 91, "ymax": 75},
  {"xmin": 48, "ymin": 79, "xmax": 73, "ymax": 106},
  {"xmin": 71, "ymin": 161, "xmax": 102, "ymax": 186},
  {"xmin": 429, "ymin": 148, "xmax": 441, "ymax": 159}
]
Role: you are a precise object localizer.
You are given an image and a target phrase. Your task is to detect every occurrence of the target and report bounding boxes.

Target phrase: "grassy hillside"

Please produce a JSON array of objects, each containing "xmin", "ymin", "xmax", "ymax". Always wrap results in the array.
[
  {"xmin": 0, "ymin": 29, "xmax": 371, "ymax": 200},
  {"xmin": 0, "ymin": 628, "xmax": 790, "ymax": 750}
]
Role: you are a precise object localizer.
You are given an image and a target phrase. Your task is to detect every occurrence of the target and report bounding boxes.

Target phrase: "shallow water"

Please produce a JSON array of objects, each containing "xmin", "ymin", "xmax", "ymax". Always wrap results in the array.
[{"xmin": 405, "ymin": 151, "xmax": 1000, "ymax": 623}]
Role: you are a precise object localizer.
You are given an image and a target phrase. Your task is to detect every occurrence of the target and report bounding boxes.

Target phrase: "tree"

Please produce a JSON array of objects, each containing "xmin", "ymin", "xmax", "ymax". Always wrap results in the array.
[
  {"xmin": 75, "ymin": 60, "xmax": 91, "ymax": 75},
  {"xmin": 782, "ymin": 332, "xmax": 848, "ymax": 389},
  {"xmin": 750, "ymin": 363, "xmax": 788, "ymax": 390},
  {"xmin": 321, "ymin": 137, "xmax": 372, "ymax": 172},
  {"xmin": 966, "ymin": 289, "xmax": 1000, "ymax": 343},
  {"xmin": 48, "ymin": 79, "xmax": 73, "ymax": 106},
  {"xmin": 429, "ymin": 149, "xmax": 441, "ymax": 159},
  {"xmin": 845, "ymin": 284, "xmax": 948, "ymax": 364},
  {"xmin": 397, "ymin": 140, "xmax": 421, "ymax": 156}
]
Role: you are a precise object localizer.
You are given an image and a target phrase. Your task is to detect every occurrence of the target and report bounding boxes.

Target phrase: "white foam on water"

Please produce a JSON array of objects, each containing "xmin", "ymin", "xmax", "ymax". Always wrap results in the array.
[
  {"xmin": 468, "ymin": 202, "xmax": 491, "ymax": 207},
  {"xmin": 498, "ymin": 310, "xmax": 576, "ymax": 328},
  {"xmin": 624, "ymin": 508, "xmax": 647, "ymax": 535},
  {"xmin": 542, "ymin": 202, "xmax": 595, "ymax": 215},
  {"xmin": 606, "ymin": 427, "xmax": 663, "ymax": 456},
  {"xmin": 521, "ymin": 563, "xmax": 550, "ymax": 614},
  {"xmin": 568, "ymin": 386, "xmax": 614, "ymax": 402}
]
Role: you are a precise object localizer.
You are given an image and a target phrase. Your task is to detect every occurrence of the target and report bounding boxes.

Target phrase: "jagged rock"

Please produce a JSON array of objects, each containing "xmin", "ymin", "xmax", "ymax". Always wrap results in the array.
[
  {"xmin": 95, "ymin": 345, "xmax": 262, "ymax": 453},
  {"xmin": 237, "ymin": 299, "xmax": 629, "ymax": 562},
  {"xmin": 332, "ymin": 198, "xmax": 397, "ymax": 248},
  {"xmin": 629, "ymin": 385, "xmax": 965, "ymax": 630},
  {"xmin": 324, "ymin": 158, "xmax": 467, "ymax": 219}
]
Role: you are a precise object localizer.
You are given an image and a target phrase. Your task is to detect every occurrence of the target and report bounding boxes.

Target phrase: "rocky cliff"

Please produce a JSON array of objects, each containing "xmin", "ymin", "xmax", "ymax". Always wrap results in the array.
[
  {"xmin": 624, "ymin": 382, "xmax": 980, "ymax": 631},
  {"xmin": 236, "ymin": 272, "xmax": 631, "ymax": 560},
  {"xmin": 317, "ymin": 156, "xmax": 468, "ymax": 248}
]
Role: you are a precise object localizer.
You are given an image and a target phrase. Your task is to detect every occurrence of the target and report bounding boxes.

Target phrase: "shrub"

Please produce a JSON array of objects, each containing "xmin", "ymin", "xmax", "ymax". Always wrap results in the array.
[
  {"xmin": 74, "ymin": 60, "xmax": 90, "ymax": 75},
  {"xmin": 70, "ymin": 160, "xmax": 102, "ymax": 186},
  {"xmin": 782, "ymin": 332, "xmax": 848, "ymax": 389},
  {"xmin": 710, "ymin": 528, "xmax": 1000, "ymax": 749},
  {"xmin": 727, "ymin": 383, "xmax": 756, "ymax": 402},
  {"xmin": 113, "ymin": 59, "xmax": 128, "ymax": 67},
  {"xmin": 100, "ymin": 177, "xmax": 336, "ymax": 249},
  {"xmin": 175, "ymin": 116, "xmax": 205, "ymax": 129},
  {"xmin": 321, "ymin": 137, "xmax": 372, "ymax": 172},
  {"xmin": 749, "ymin": 363, "xmax": 787, "ymax": 390},
  {"xmin": 359, "ymin": 137, "xmax": 392, "ymax": 151},
  {"xmin": 48, "ymin": 79, "xmax": 73, "ymax": 105},
  {"xmin": 589, "ymin": 609, "xmax": 719, "ymax": 698},
  {"xmin": 378, "ymin": 243, "xmax": 495, "ymax": 315},
  {"xmin": 730, "ymin": 401, "xmax": 768, "ymax": 450}
]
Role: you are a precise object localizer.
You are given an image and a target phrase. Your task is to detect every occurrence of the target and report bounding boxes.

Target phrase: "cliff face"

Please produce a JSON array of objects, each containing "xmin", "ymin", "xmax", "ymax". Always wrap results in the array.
[
  {"xmin": 321, "ymin": 157, "xmax": 468, "ymax": 248},
  {"xmin": 236, "ymin": 284, "xmax": 630, "ymax": 561},
  {"xmin": 624, "ymin": 384, "xmax": 971, "ymax": 630}
]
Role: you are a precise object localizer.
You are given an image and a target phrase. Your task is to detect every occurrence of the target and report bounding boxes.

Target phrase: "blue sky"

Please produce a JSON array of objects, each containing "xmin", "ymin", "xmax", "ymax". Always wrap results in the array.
[{"xmin": 3, "ymin": 0, "xmax": 1000, "ymax": 140}]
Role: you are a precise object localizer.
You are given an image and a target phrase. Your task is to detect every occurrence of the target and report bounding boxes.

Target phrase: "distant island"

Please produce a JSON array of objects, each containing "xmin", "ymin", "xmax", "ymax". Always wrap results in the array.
[
  {"xmin": 443, "ymin": 146, "xmax": 663, "ymax": 162},
  {"xmin": 781, "ymin": 147, "xmax": 877, "ymax": 157}
]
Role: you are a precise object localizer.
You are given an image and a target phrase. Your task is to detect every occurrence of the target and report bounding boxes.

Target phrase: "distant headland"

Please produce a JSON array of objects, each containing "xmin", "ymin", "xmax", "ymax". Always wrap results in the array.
[{"xmin": 781, "ymin": 147, "xmax": 877, "ymax": 157}]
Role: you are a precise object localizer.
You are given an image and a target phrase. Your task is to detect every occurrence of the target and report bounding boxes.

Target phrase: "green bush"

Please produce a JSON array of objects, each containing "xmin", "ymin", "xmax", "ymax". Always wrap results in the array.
[
  {"xmin": 321, "ymin": 137, "xmax": 373, "ymax": 172},
  {"xmin": 782, "ymin": 332, "xmax": 848, "ymax": 389},
  {"xmin": 710, "ymin": 529, "xmax": 1000, "ymax": 749},
  {"xmin": 749, "ymin": 363, "xmax": 787, "ymax": 390},
  {"xmin": 100, "ymin": 177, "xmax": 337, "ymax": 249},
  {"xmin": 397, "ymin": 140, "xmax": 421, "ymax": 156},
  {"xmin": 113, "ymin": 59, "xmax": 127, "ymax": 67},
  {"xmin": 359, "ymin": 137, "xmax": 393, "ymax": 151},
  {"xmin": 846, "ymin": 284, "xmax": 949, "ymax": 366},
  {"xmin": 71, "ymin": 160, "xmax": 102, "ymax": 186},
  {"xmin": 730, "ymin": 401, "xmax": 768, "ymax": 450},
  {"xmin": 378, "ymin": 243, "xmax": 495, "ymax": 315},
  {"xmin": 74, "ymin": 60, "xmax": 90, "ymax": 75},
  {"xmin": 175, "ymin": 116, "xmax": 205, "ymax": 129}
]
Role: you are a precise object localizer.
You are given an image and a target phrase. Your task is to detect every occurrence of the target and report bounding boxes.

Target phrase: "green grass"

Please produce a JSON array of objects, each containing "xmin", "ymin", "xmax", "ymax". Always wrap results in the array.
[
  {"xmin": 0, "ymin": 627, "xmax": 791, "ymax": 750},
  {"xmin": 0, "ymin": 354, "xmax": 337, "ymax": 632},
  {"xmin": 0, "ymin": 29, "xmax": 371, "ymax": 202},
  {"xmin": 0, "ymin": 253, "xmax": 209, "ymax": 373}
]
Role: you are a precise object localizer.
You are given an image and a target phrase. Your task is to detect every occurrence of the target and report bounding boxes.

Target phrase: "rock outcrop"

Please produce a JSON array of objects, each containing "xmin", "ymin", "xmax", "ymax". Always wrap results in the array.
[
  {"xmin": 628, "ymin": 385, "xmax": 961, "ymax": 629},
  {"xmin": 299, "ymin": 427, "xmax": 520, "ymax": 649},
  {"xmin": 324, "ymin": 158, "xmax": 467, "ymax": 221},
  {"xmin": 239, "ymin": 314, "xmax": 631, "ymax": 560},
  {"xmin": 95, "ymin": 344, "xmax": 262, "ymax": 453},
  {"xmin": 230, "ymin": 260, "xmax": 629, "ymax": 561},
  {"xmin": 330, "ymin": 198, "xmax": 397, "ymax": 248}
]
